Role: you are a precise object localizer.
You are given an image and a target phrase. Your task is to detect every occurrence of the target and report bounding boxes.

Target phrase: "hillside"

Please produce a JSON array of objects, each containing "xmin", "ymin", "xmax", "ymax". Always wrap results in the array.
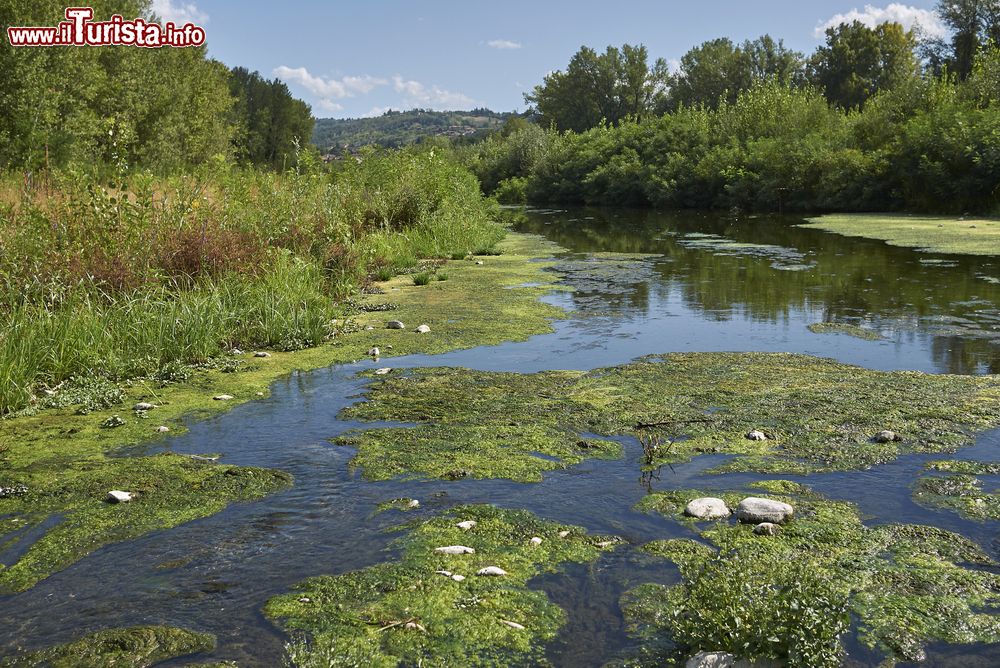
[{"xmin": 312, "ymin": 108, "xmax": 513, "ymax": 151}]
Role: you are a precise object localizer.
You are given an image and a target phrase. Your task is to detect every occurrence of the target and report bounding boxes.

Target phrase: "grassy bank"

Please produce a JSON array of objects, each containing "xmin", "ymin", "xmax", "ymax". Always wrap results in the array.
[{"xmin": 800, "ymin": 214, "xmax": 1000, "ymax": 256}]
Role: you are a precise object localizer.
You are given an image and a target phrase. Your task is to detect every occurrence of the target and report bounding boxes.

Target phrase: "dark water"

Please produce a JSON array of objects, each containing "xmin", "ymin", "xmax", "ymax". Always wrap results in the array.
[{"xmin": 3, "ymin": 208, "xmax": 1000, "ymax": 666}]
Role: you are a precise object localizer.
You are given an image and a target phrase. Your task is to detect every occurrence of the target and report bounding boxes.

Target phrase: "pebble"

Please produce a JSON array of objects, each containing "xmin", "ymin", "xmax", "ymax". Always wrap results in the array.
[
  {"xmin": 213, "ymin": 394, "xmax": 234, "ymax": 401},
  {"xmin": 530, "ymin": 537, "xmax": 543, "ymax": 546},
  {"xmin": 256, "ymin": 391, "xmax": 264, "ymax": 396},
  {"xmin": 684, "ymin": 497, "xmax": 731, "ymax": 520},
  {"xmin": 745, "ymin": 430, "xmax": 767, "ymax": 441},
  {"xmin": 451, "ymin": 574, "xmax": 466, "ymax": 582},
  {"xmin": 254, "ymin": 351, "xmax": 271, "ymax": 358},
  {"xmin": 874, "ymin": 430, "xmax": 899, "ymax": 443},
  {"xmin": 476, "ymin": 566, "xmax": 507, "ymax": 577},
  {"xmin": 558, "ymin": 530, "xmax": 570, "ymax": 538},
  {"xmin": 501, "ymin": 620, "xmax": 526, "ymax": 630},
  {"xmin": 456, "ymin": 520, "xmax": 477, "ymax": 530},
  {"xmin": 475, "ymin": 261, "xmax": 484, "ymax": 265},
  {"xmin": 416, "ymin": 324, "xmax": 431, "ymax": 333},
  {"xmin": 106, "ymin": 490, "xmax": 133, "ymax": 503},
  {"xmin": 404, "ymin": 621, "xmax": 426, "ymax": 631},
  {"xmin": 133, "ymin": 402, "xmax": 156, "ymax": 411},
  {"xmin": 364, "ymin": 325, "xmax": 375, "ymax": 331},
  {"xmin": 368, "ymin": 347, "xmax": 381, "ymax": 357},
  {"xmin": 435, "ymin": 570, "xmax": 453, "ymax": 577},
  {"xmin": 407, "ymin": 499, "xmax": 420, "ymax": 508},
  {"xmin": 386, "ymin": 320, "xmax": 406, "ymax": 329},
  {"xmin": 754, "ymin": 522, "xmax": 781, "ymax": 536},
  {"xmin": 155, "ymin": 426, "xmax": 170, "ymax": 433},
  {"xmin": 298, "ymin": 597, "xmax": 311, "ymax": 603},
  {"xmin": 435, "ymin": 545, "xmax": 475, "ymax": 555},
  {"xmin": 375, "ymin": 368, "xmax": 392, "ymax": 375}
]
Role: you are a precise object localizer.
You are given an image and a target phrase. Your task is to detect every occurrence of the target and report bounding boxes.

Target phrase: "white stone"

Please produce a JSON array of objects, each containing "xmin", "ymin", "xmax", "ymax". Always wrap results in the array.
[
  {"xmin": 558, "ymin": 530, "xmax": 570, "ymax": 538},
  {"xmin": 456, "ymin": 520, "xmax": 477, "ymax": 530},
  {"xmin": 435, "ymin": 570, "xmax": 453, "ymax": 577},
  {"xmin": 735, "ymin": 497, "xmax": 794, "ymax": 524},
  {"xmin": 476, "ymin": 566, "xmax": 508, "ymax": 577},
  {"xmin": 231, "ymin": 348, "xmax": 244, "ymax": 355},
  {"xmin": 254, "ymin": 351, "xmax": 271, "ymax": 358},
  {"xmin": 106, "ymin": 490, "xmax": 132, "ymax": 503},
  {"xmin": 375, "ymin": 367, "xmax": 392, "ymax": 375},
  {"xmin": 530, "ymin": 537, "xmax": 543, "ymax": 546},
  {"xmin": 451, "ymin": 574, "xmax": 466, "ymax": 582},
  {"xmin": 298, "ymin": 597, "xmax": 311, "ymax": 603},
  {"xmin": 501, "ymin": 620, "xmax": 525, "ymax": 630},
  {"xmin": 364, "ymin": 325, "xmax": 375, "ymax": 331},
  {"xmin": 386, "ymin": 320, "xmax": 406, "ymax": 329},
  {"xmin": 416, "ymin": 324, "xmax": 431, "ymax": 333},
  {"xmin": 133, "ymin": 402, "xmax": 155, "ymax": 411},
  {"xmin": 475, "ymin": 261, "xmax": 484, "ymax": 265},
  {"xmin": 684, "ymin": 497, "xmax": 731, "ymax": 520},
  {"xmin": 407, "ymin": 499, "xmax": 420, "ymax": 508},
  {"xmin": 746, "ymin": 430, "xmax": 767, "ymax": 441},
  {"xmin": 213, "ymin": 394, "xmax": 234, "ymax": 401},
  {"xmin": 435, "ymin": 545, "xmax": 475, "ymax": 555},
  {"xmin": 368, "ymin": 347, "xmax": 380, "ymax": 357},
  {"xmin": 155, "ymin": 426, "xmax": 170, "ymax": 433},
  {"xmin": 754, "ymin": 522, "xmax": 781, "ymax": 536}
]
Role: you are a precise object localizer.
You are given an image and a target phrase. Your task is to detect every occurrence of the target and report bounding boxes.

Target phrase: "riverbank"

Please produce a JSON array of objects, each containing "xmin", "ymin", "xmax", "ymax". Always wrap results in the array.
[
  {"xmin": 0, "ymin": 232, "xmax": 567, "ymax": 594},
  {"xmin": 801, "ymin": 214, "xmax": 1000, "ymax": 256}
]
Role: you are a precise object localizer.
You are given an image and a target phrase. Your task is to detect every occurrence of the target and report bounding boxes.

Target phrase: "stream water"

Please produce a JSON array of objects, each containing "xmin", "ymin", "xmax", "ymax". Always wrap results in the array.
[{"xmin": 3, "ymin": 208, "xmax": 1000, "ymax": 666}]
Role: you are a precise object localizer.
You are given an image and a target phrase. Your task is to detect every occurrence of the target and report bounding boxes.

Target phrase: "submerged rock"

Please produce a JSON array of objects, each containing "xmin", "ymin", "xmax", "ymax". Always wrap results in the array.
[
  {"xmin": 476, "ymin": 566, "xmax": 508, "ymax": 577},
  {"xmin": 416, "ymin": 324, "xmax": 431, "ymax": 334},
  {"xmin": 386, "ymin": 320, "xmax": 406, "ymax": 330},
  {"xmin": 875, "ymin": 430, "xmax": 901, "ymax": 443},
  {"xmin": 106, "ymin": 490, "xmax": 133, "ymax": 504},
  {"xmin": 456, "ymin": 520, "xmax": 477, "ymax": 530},
  {"xmin": 213, "ymin": 394, "xmax": 234, "ymax": 401},
  {"xmin": 133, "ymin": 402, "xmax": 156, "ymax": 411},
  {"xmin": 435, "ymin": 545, "xmax": 475, "ymax": 555},
  {"xmin": 685, "ymin": 497, "xmax": 731, "ymax": 520},
  {"xmin": 735, "ymin": 497, "xmax": 794, "ymax": 524},
  {"xmin": 753, "ymin": 522, "xmax": 781, "ymax": 536},
  {"xmin": 745, "ymin": 430, "xmax": 767, "ymax": 441}
]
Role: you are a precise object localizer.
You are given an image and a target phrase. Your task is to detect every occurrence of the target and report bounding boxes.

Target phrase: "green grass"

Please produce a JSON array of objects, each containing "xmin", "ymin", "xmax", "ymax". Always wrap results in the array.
[
  {"xmin": 412, "ymin": 272, "xmax": 433, "ymax": 286},
  {"xmin": 801, "ymin": 214, "xmax": 1000, "ymax": 256}
]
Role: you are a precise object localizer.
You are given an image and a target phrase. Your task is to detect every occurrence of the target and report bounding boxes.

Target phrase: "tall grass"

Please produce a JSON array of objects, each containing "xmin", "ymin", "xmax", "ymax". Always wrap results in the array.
[{"xmin": 0, "ymin": 147, "xmax": 503, "ymax": 415}]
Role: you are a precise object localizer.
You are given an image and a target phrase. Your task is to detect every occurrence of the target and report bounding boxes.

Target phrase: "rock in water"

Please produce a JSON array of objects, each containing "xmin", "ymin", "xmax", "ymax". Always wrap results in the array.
[
  {"xmin": 753, "ymin": 522, "xmax": 781, "ymax": 536},
  {"xmin": 455, "ymin": 520, "xmax": 477, "ymax": 530},
  {"xmin": 406, "ymin": 499, "xmax": 420, "ymax": 508},
  {"xmin": 416, "ymin": 324, "xmax": 431, "ymax": 333},
  {"xmin": 368, "ymin": 347, "xmax": 380, "ymax": 357},
  {"xmin": 745, "ymin": 429, "xmax": 767, "ymax": 441},
  {"xmin": 875, "ymin": 430, "xmax": 899, "ymax": 443},
  {"xmin": 434, "ymin": 545, "xmax": 475, "ymax": 555},
  {"xmin": 684, "ymin": 497, "xmax": 731, "ymax": 520},
  {"xmin": 476, "ymin": 566, "xmax": 507, "ymax": 577},
  {"xmin": 133, "ymin": 402, "xmax": 155, "ymax": 411},
  {"xmin": 735, "ymin": 497, "xmax": 794, "ymax": 524},
  {"xmin": 106, "ymin": 490, "xmax": 132, "ymax": 503},
  {"xmin": 213, "ymin": 394, "xmax": 234, "ymax": 401},
  {"xmin": 386, "ymin": 320, "xmax": 405, "ymax": 330}
]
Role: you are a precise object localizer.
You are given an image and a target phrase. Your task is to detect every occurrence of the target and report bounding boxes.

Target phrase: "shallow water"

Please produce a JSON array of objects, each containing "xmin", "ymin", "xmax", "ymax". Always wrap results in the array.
[{"xmin": 3, "ymin": 208, "xmax": 1000, "ymax": 666}]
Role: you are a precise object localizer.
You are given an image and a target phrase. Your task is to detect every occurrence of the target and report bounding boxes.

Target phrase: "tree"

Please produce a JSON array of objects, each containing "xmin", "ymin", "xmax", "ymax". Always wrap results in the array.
[
  {"xmin": 229, "ymin": 68, "xmax": 314, "ymax": 169},
  {"xmin": 524, "ymin": 44, "xmax": 669, "ymax": 132},
  {"xmin": 667, "ymin": 36, "xmax": 804, "ymax": 110},
  {"xmin": 808, "ymin": 21, "xmax": 920, "ymax": 109},
  {"xmin": 936, "ymin": 0, "xmax": 1000, "ymax": 78}
]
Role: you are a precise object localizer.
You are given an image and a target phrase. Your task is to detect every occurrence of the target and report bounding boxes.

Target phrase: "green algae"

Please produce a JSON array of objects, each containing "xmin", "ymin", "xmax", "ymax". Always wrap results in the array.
[
  {"xmin": 0, "ymin": 232, "xmax": 569, "ymax": 592},
  {"xmin": 626, "ymin": 485, "xmax": 1000, "ymax": 666},
  {"xmin": 913, "ymin": 460, "xmax": 1000, "ymax": 520},
  {"xmin": 801, "ymin": 214, "xmax": 1000, "ymax": 256},
  {"xmin": 1, "ymin": 625, "xmax": 216, "ymax": 667},
  {"xmin": 807, "ymin": 322, "xmax": 885, "ymax": 341},
  {"xmin": 337, "ymin": 353, "xmax": 1000, "ymax": 481},
  {"xmin": 264, "ymin": 505, "xmax": 618, "ymax": 667}
]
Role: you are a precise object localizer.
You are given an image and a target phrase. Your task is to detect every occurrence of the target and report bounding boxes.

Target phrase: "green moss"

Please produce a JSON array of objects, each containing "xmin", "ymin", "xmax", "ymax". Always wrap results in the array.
[
  {"xmin": 807, "ymin": 322, "xmax": 885, "ymax": 341},
  {"xmin": 627, "ymin": 485, "xmax": 1000, "ymax": 666},
  {"xmin": 801, "ymin": 214, "xmax": 1000, "ymax": 256},
  {"xmin": 0, "ymin": 232, "xmax": 569, "ymax": 592},
  {"xmin": 338, "ymin": 353, "xmax": 1000, "ymax": 481},
  {"xmin": 913, "ymin": 467, "xmax": 1000, "ymax": 521},
  {"xmin": 1, "ymin": 625, "xmax": 215, "ymax": 667},
  {"xmin": 265, "ymin": 505, "xmax": 618, "ymax": 667},
  {"xmin": 926, "ymin": 459, "xmax": 1000, "ymax": 475}
]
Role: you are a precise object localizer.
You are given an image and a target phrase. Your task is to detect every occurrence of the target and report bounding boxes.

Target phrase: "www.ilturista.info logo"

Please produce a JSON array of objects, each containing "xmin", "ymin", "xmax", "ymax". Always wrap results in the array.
[{"xmin": 6, "ymin": 7, "xmax": 206, "ymax": 47}]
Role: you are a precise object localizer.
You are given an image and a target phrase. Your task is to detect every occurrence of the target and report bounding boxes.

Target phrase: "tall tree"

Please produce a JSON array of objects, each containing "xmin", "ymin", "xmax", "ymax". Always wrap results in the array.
[
  {"xmin": 524, "ymin": 44, "xmax": 669, "ymax": 132},
  {"xmin": 936, "ymin": 0, "xmax": 1000, "ymax": 78},
  {"xmin": 808, "ymin": 21, "xmax": 920, "ymax": 109},
  {"xmin": 229, "ymin": 68, "xmax": 314, "ymax": 169}
]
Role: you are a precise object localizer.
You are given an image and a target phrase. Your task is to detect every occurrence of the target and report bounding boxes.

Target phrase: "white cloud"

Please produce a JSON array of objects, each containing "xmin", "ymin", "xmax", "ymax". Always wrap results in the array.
[
  {"xmin": 150, "ymin": 0, "xmax": 208, "ymax": 25},
  {"xmin": 391, "ymin": 76, "xmax": 474, "ymax": 110},
  {"xmin": 273, "ymin": 66, "xmax": 387, "ymax": 99},
  {"xmin": 317, "ymin": 100, "xmax": 344, "ymax": 113},
  {"xmin": 488, "ymin": 39, "xmax": 522, "ymax": 50},
  {"xmin": 814, "ymin": 3, "xmax": 947, "ymax": 39},
  {"xmin": 363, "ymin": 106, "xmax": 394, "ymax": 118}
]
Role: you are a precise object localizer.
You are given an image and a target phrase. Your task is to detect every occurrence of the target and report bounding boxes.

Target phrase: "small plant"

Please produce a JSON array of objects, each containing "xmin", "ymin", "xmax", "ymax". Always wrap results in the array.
[
  {"xmin": 100, "ymin": 415, "xmax": 126, "ymax": 429},
  {"xmin": 436, "ymin": 272, "xmax": 449, "ymax": 282},
  {"xmin": 373, "ymin": 266, "xmax": 394, "ymax": 282},
  {"xmin": 412, "ymin": 272, "xmax": 432, "ymax": 286}
]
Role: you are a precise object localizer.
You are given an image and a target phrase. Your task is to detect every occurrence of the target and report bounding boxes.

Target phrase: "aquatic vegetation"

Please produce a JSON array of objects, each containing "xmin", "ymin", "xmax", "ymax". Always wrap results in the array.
[
  {"xmin": 807, "ymin": 322, "xmax": 885, "ymax": 341},
  {"xmin": 549, "ymin": 252, "xmax": 662, "ymax": 314},
  {"xmin": 338, "ymin": 352, "xmax": 1000, "ymax": 481},
  {"xmin": 801, "ymin": 215, "xmax": 1000, "ymax": 256},
  {"xmin": 913, "ymin": 460, "xmax": 1000, "ymax": 520},
  {"xmin": 1, "ymin": 625, "xmax": 215, "ymax": 667},
  {"xmin": 676, "ymin": 233, "xmax": 812, "ymax": 271},
  {"xmin": 265, "ymin": 505, "xmax": 618, "ymax": 667},
  {"xmin": 626, "ymin": 485, "xmax": 1000, "ymax": 666}
]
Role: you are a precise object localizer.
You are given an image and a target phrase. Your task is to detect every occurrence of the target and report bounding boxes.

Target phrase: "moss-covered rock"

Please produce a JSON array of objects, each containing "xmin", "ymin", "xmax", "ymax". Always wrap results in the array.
[
  {"xmin": 337, "ymin": 353, "xmax": 1000, "ymax": 481},
  {"xmin": 1, "ymin": 625, "xmax": 215, "ymax": 667},
  {"xmin": 265, "ymin": 505, "xmax": 618, "ymax": 667},
  {"xmin": 625, "ymin": 485, "xmax": 1000, "ymax": 667}
]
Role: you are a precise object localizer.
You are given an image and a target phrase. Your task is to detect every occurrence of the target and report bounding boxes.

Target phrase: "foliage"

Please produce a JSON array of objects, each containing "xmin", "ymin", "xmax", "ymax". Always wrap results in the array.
[
  {"xmin": 228, "ymin": 67, "xmax": 314, "ymax": 169},
  {"xmin": 312, "ymin": 109, "xmax": 511, "ymax": 151}
]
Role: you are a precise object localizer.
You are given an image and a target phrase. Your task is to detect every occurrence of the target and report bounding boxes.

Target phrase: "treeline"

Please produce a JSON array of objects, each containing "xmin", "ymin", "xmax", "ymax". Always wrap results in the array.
[
  {"xmin": 466, "ymin": 1, "xmax": 1000, "ymax": 214},
  {"xmin": 313, "ymin": 109, "xmax": 511, "ymax": 151},
  {"xmin": 0, "ymin": 1, "xmax": 312, "ymax": 171}
]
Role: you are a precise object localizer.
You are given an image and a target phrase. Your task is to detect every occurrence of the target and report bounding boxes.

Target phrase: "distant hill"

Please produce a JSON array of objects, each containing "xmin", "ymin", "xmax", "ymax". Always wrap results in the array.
[{"xmin": 312, "ymin": 108, "xmax": 514, "ymax": 151}]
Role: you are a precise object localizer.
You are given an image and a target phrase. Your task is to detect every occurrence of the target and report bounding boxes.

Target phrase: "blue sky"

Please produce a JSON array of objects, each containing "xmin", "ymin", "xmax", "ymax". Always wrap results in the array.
[{"xmin": 151, "ymin": 1, "xmax": 944, "ymax": 119}]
